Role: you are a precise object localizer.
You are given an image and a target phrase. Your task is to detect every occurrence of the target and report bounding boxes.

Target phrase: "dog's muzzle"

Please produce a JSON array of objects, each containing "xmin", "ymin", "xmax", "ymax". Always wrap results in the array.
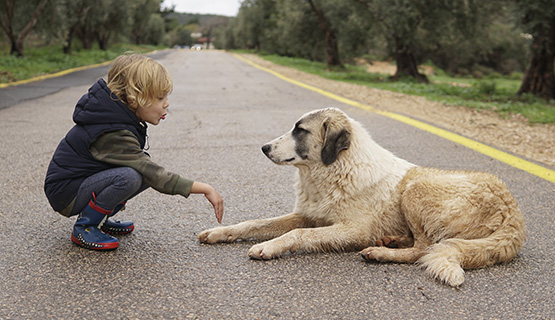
[
  {"xmin": 262, "ymin": 144, "xmax": 296, "ymax": 163},
  {"xmin": 262, "ymin": 144, "xmax": 272, "ymax": 156}
]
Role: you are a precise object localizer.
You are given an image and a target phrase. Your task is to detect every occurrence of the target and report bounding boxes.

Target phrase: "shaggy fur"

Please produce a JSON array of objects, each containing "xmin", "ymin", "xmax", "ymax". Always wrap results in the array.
[{"xmin": 198, "ymin": 108, "xmax": 526, "ymax": 286}]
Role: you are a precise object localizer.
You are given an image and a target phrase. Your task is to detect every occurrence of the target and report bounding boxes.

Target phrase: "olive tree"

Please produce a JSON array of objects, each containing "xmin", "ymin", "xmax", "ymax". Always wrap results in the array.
[
  {"xmin": 516, "ymin": 0, "xmax": 555, "ymax": 100},
  {"xmin": 353, "ymin": 0, "xmax": 498, "ymax": 82},
  {"xmin": 0, "ymin": 0, "xmax": 50, "ymax": 56}
]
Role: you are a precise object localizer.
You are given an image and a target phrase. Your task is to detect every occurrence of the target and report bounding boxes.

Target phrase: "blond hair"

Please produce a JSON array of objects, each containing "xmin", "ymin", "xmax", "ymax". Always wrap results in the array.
[{"xmin": 107, "ymin": 53, "xmax": 173, "ymax": 112}]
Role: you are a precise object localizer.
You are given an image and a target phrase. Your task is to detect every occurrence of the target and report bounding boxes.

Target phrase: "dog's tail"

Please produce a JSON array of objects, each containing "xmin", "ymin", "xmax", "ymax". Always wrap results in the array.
[{"xmin": 418, "ymin": 200, "xmax": 526, "ymax": 287}]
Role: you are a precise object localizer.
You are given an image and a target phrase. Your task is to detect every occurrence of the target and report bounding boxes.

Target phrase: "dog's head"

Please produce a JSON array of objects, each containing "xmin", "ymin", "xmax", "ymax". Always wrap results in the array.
[{"xmin": 262, "ymin": 108, "xmax": 351, "ymax": 166}]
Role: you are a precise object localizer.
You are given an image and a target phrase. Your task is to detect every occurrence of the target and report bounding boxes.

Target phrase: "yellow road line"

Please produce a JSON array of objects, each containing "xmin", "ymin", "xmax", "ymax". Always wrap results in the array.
[
  {"xmin": 233, "ymin": 53, "xmax": 555, "ymax": 184},
  {"xmin": 0, "ymin": 61, "xmax": 113, "ymax": 89}
]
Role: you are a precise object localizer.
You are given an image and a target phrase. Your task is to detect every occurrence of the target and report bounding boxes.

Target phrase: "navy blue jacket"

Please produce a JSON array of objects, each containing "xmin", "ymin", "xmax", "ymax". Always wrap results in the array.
[{"xmin": 44, "ymin": 78, "xmax": 147, "ymax": 215}]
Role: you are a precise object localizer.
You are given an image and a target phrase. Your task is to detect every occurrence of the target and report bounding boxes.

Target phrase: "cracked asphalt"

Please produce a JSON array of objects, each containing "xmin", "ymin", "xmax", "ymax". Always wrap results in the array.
[{"xmin": 0, "ymin": 49, "xmax": 553, "ymax": 319}]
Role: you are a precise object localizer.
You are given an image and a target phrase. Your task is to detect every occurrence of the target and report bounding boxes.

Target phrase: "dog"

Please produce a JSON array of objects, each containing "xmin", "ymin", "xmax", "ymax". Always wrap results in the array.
[{"xmin": 199, "ymin": 108, "xmax": 526, "ymax": 286}]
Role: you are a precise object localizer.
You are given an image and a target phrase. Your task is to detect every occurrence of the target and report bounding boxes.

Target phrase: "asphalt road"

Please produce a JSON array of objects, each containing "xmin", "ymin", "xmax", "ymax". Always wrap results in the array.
[{"xmin": 0, "ymin": 50, "xmax": 554, "ymax": 319}]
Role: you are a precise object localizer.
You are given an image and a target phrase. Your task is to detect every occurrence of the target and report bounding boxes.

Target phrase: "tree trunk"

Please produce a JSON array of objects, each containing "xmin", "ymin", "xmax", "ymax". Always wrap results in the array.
[
  {"xmin": 9, "ymin": 0, "xmax": 50, "ymax": 56},
  {"xmin": 97, "ymin": 32, "xmax": 109, "ymax": 51},
  {"xmin": 517, "ymin": 30, "xmax": 555, "ymax": 100},
  {"xmin": 82, "ymin": 37, "xmax": 93, "ymax": 50},
  {"xmin": 63, "ymin": 29, "xmax": 74, "ymax": 54},
  {"xmin": 11, "ymin": 39, "xmax": 23, "ymax": 57},
  {"xmin": 64, "ymin": 5, "xmax": 91, "ymax": 55},
  {"xmin": 0, "ymin": 0, "xmax": 16, "ymax": 55},
  {"xmin": 391, "ymin": 39, "xmax": 428, "ymax": 83},
  {"xmin": 307, "ymin": 0, "xmax": 344, "ymax": 69}
]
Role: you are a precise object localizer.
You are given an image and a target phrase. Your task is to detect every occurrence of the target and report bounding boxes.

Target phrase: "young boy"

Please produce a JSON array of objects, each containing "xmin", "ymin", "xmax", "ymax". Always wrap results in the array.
[{"xmin": 44, "ymin": 53, "xmax": 223, "ymax": 250}]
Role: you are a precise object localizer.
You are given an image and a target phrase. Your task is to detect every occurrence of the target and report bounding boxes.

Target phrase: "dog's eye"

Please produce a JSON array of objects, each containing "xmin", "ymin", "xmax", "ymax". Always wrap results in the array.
[{"xmin": 293, "ymin": 126, "xmax": 309, "ymax": 135}]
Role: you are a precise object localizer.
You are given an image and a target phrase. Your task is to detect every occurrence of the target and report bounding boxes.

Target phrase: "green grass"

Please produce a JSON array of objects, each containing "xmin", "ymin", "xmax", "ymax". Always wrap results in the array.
[
  {"xmin": 0, "ymin": 43, "xmax": 165, "ymax": 84},
  {"xmin": 258, "ymin": 53, "xmax": 555, "ymax": 124}
]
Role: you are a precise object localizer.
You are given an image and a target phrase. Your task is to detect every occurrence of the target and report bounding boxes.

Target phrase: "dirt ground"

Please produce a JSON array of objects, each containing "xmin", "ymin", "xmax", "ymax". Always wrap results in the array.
[{"xmin": 239, "ymin": 53, "xmax": 555, "ymax": 169}]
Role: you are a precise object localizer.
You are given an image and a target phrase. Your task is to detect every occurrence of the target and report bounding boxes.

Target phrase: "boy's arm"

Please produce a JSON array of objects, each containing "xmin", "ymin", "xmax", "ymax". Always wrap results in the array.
[{"xmin": 90, "ymin": 130, "xmax": 194, "ymax": 197}]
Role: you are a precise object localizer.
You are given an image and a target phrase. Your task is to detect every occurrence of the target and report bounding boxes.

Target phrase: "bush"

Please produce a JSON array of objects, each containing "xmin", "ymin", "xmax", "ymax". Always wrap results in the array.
[{"xmin": 473, "ymin": 81, "xmax": 496, "ymax": 95}]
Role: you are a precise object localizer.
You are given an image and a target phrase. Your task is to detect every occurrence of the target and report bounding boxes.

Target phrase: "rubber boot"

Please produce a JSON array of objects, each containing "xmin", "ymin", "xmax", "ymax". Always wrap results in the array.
[
  {"xmin": 71, "ymin": 199, "xmax": 119, "ymax": 250},
  {"xmin": 101, "ymin": 201, "xmax": 135, "ymax": 235}
]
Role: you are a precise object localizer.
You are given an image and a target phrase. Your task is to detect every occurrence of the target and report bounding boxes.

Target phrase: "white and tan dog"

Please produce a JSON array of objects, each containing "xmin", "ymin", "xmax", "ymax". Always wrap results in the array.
[{"xmin": 199, "ymin": 108, "xmax": 525, "ymax": 286}]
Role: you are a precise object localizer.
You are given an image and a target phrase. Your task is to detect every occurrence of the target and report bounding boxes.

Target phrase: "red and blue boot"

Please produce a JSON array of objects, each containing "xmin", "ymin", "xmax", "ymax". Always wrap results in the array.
[
  {"xmin": 100, "ymin": 201, "xmax": 135, "ymax": 235},
  {"xmin": 71, "ymin": 199, "xmax": 119, "ymax": 250}
]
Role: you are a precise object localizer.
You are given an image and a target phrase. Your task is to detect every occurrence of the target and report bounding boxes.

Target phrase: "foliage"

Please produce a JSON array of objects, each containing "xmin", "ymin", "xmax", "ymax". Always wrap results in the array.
[
  {"xmin": 213, "ymin": 1, "xmax": 555, "ymax": 100},
  {"xmin": 231, "ymin": 0, "xmax": 277, "ymax": 51},
  {"xmin": 419, "ymin": 5, "xmax": 530, "ymax": 75},
  {"xmin": 131, "ymin": 0, "xmax": 163, "ymax": 44},
  {"xmin": 222, "ymin": 0, "xmax": 369, "ymax": 62},
  {"xmin": 268, "ymin": 0, "xmax": 325, "ymax": 60},
  {"xmin": 0, "ymin": 0, "xmax": 52, "ymax": 56},
  {"xmin": 144, "ymin": 14, "xmax": 166, "ymax": 45},
  {"xmin": 167, "ymin": 13, "xmax": 230, "ymax": 26},
  {"xmin": 515, "ymin": 0, "xmax": 555, "ymax": 36},
  {"xmin": 0, "ymin": 0, "xmax": 191, "ymax": 55},
  {"xmin": 219, "ymin": 1, "xmax": 534, "ymax": 80}
]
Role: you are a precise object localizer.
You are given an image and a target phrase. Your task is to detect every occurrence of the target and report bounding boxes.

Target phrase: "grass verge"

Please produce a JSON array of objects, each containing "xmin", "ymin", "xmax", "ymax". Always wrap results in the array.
[
  {"xmin": 0, "ymin": 43, "xmax": 164, "ymax": 85},
  {"xmin": 257, "ymin": 53, "xmax": 555, "ymax": 125}
]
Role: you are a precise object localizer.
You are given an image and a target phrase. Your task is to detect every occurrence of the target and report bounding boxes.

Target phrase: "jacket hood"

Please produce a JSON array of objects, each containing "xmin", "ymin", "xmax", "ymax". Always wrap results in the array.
[{"xmin": 73, "ymin": 78, "xmax": 143, "ymax": 127}]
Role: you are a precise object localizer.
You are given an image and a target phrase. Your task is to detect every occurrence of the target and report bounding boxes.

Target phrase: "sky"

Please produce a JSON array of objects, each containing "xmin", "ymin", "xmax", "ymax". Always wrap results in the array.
[{"xmin": 164, "ymin": 0, "xmax": 242, "ymax": 17}]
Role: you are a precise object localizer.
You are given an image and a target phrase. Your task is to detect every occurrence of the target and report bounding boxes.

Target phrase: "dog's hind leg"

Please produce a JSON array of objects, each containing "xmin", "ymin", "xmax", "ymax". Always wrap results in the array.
[
  {"xmin": 360, "ymin": 240, "xmax": 465, "ymax": 287},
  {"xmin": 198, "ymin": 213, "xmax": 311, "ymax": 244},
  {"xmin": 360, "ymin": 241, "xmax": 426, "ymax": 264}
]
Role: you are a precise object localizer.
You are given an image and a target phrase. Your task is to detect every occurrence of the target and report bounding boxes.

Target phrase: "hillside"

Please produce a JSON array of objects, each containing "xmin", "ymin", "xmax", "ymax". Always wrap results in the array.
[{"xmin": 168, "ymin": 12, "xmax": 231, "ymax": 27}]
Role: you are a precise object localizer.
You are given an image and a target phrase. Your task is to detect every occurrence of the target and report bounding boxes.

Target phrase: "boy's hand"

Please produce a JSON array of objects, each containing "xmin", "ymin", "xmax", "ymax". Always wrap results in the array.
[
  {"xmin": 191, "ymin": 182, "xmax": 224, "ymax": 223},
  {"xmin": 205, "ymin": 188, "xmax": 224, "ymax": 223}
]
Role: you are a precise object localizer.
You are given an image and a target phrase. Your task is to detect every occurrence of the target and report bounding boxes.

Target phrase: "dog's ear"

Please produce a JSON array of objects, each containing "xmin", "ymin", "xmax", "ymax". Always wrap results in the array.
[{"xmin": 321, "ymin": 118, "xmax": 351, "ymax": 165}]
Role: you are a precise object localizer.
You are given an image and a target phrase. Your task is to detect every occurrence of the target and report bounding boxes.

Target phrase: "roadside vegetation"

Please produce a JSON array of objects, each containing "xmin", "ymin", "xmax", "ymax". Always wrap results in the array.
[
  {"xmin": 0, "ymin": 44, "xmax": 163, "ymax": 84},
  {"xmin": 216, "ymin": 1, "xmax": 555, "ymax": 102},
  {"xmin": 256, "ymin": 53, "xmax": 555, "ymax": 124},
  {"xmin": 0, "ymin": 0, "xmax": 227, "ymax": 82}
]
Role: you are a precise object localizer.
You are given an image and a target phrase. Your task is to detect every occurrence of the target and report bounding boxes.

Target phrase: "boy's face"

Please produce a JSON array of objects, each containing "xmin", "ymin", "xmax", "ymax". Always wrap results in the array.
[{"xmin": 136, "ymin": 95, "xmax": 169, "ymax": 125}]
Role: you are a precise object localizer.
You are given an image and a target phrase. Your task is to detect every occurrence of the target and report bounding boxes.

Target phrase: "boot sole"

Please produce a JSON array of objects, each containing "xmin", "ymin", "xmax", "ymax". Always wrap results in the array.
[
  {"xmin": 71, "ymin": 234, "xmax": 119, "ymax": 250},
  {"xmin": 101, "ymin": 225, "xmax": 134, "ymax": 235}
]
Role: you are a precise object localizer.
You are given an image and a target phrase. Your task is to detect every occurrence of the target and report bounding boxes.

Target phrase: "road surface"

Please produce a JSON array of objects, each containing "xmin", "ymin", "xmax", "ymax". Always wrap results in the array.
[{"xmin": 0, "ymin": 49, "xmax": 553, "ymax": 319}]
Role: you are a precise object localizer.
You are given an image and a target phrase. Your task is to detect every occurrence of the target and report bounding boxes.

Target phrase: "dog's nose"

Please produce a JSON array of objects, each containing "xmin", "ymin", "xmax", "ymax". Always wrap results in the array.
[{"xmin": 261, "ymin": 144, "xmax": 271, "ymax": 155}]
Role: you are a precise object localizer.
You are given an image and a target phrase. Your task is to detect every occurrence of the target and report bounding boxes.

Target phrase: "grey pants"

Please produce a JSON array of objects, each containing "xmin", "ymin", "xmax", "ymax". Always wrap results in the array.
[{"xmin": 70, "ymin": 167, "xmax": 149, "ymax": 216}]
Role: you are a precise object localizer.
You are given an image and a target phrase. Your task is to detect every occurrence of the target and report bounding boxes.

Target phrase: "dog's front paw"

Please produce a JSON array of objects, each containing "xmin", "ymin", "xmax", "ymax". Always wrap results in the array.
[
  {"xmin": 248, "ymin": 242, "xmax": 282, "ymax": 260},
  {"xmin": 198, "ymin": 227, "xmax": 237, "ymax": 244}
]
